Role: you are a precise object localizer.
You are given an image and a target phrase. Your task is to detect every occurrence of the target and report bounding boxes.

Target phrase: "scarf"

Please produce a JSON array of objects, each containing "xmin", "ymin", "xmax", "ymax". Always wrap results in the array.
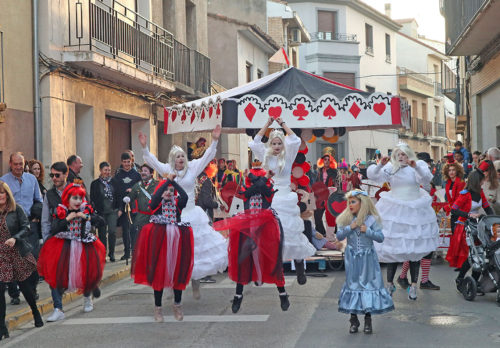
[{"xmin": 100, "ymin": 176, "xmax": 114, "ymax": 202}]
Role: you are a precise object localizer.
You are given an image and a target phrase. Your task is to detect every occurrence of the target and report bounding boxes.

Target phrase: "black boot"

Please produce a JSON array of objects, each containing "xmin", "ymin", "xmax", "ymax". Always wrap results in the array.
[
  {"xmin": 279, "ymin": 293, "xmax": 290, "ymax": 311},
  {"xmin": 231, "ymin": 295, "xmax": 243, "ymax": 313},
  {"xmin": 294, "ymin": 260, "xmax": 307, "ymax": 285},
  {"xmin": 33, "ymin": 309, "xmax": 44, "ymax": 327},
  {"xmin": 0, "ymin": 324, "xmax": 9, "ymax": 340},
  {"xmin": 349, "ymin": 314, "xmax": 360, "ymax": 333},
  {"xmin": 92, "ymin": 287, "xmax": 101, "ymax": 299},
  {"xmin": 364, "ymin": 314, "xmax": 372, "ymax": 334}
]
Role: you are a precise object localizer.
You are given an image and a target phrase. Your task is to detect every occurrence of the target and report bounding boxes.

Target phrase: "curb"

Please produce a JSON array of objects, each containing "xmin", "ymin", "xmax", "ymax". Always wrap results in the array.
[{"xmin": 6, "ymin": 265, "xmax": 130, "ymax": 331}]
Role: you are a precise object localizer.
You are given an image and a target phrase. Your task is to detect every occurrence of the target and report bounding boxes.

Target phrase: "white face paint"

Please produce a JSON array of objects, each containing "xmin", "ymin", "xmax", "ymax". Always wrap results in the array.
[
  {"xmin": 271, "ymin": 138, "xmax": 283, "ymax": 155},
  {"xmin": 175, "ymin": 153, "xmax": 186, "ymax": 170},
  {"xmin": 69, "ymin": 195, "xmax": 83, "ymax": 210},
  {"xmin": 397, "ymin": 151, "xmax": 409, "ymax": 166}
]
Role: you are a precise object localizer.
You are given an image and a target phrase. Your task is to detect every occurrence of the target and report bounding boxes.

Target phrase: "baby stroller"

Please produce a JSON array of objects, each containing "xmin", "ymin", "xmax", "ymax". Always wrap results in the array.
[{"xmin": 460, "ymin": 216, "xmax": 500, "ymax": 304}]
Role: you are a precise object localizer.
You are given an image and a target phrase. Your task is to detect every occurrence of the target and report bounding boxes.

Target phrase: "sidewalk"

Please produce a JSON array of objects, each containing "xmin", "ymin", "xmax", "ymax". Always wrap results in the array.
[{"xmin": 5, "ymin": 242, "xmax": 130, "ymax": 330}]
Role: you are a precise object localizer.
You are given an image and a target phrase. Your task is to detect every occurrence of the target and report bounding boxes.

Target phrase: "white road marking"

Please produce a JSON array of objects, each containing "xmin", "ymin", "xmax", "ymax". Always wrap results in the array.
[
  {"xmin": 61, "ymin": 315, "xmax": 270, "ymax": 325},
  {"xmin": 200, "ymin": 276, "xmax": 296, "ymax": 289}
]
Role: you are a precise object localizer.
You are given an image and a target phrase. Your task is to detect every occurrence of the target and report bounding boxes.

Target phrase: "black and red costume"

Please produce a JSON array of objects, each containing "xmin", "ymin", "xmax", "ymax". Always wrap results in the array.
[
  {"xmin": 443, "ymin": 178, "xmax": 466, "ymax": 233},
  {"xmin": 131, "ymin": 179, "xmax": 194, "ymax": 292},
  {"xmin": 38, "ymin": 186, "xmax": 106, "ymax": 295}
]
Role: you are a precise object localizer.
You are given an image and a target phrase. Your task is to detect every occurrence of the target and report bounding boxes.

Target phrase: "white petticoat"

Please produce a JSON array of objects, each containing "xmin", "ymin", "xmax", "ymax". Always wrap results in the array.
[
  {"xmin": 182, "ymin": 204, "xmax": 228, "ymax": 279},
  {"xmin": 374, "ymin": 189, "xmax": 439, "ymax": 263},
  {"xmin": 272, "ymin": 187, "xmax": 316, "ymax": 260}
]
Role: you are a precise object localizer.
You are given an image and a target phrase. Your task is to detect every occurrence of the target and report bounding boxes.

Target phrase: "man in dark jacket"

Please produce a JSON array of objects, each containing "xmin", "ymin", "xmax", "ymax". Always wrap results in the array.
[
  {"xmin": 128, "ymin": 164, "xmax": 158, "ymax": 249},
  {"xmin": 66, "ymin": 155, "xmax": 85, "ymax": 186},
  {"xmin": 196, "ymin": 169, "xmax": 219, "ymax": 222},
  {"xmin": 90, "ymin": 162, "xmax": 120, "ymax": 262},
  {"xmin": 113, "ymin": 152, "xmax": 141, "ymax": 260}
]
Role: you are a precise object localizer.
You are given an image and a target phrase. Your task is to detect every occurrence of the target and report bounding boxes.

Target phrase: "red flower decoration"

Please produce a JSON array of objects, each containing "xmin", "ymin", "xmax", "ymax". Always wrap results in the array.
[{"xmin": 56, "ymin": 205, "xmax": 67, "ymax": 220}]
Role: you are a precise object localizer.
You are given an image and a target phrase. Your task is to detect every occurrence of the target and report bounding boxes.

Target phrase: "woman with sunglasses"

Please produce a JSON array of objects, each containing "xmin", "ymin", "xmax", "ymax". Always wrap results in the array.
[{"xmin": 367, "ymin": 143, "xmax": 439, "ymax": 301}]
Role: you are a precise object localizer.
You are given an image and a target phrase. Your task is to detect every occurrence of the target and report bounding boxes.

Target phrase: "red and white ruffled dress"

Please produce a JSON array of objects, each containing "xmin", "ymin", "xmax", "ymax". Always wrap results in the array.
[
  {"xmin": 132, "ymin": 198, "xmax": 194, "ymax": 291},
  {"xmin": 37, "ymin": 204, "xmax": 106, "ymax": 294}
]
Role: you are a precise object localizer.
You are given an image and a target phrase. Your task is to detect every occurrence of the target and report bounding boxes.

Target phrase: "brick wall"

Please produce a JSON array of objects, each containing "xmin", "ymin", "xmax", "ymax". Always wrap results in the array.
[
  {"xmin": 471, "ymin": 52, "xmax": 500, "ymax": 95},
  {"xmin": 267, "ymin": 17, "xmax": 284, "ymax": 47}
]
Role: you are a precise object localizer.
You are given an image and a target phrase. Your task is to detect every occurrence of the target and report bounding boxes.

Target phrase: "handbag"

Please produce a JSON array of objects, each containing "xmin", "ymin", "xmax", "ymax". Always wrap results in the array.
[{"xmin": 15, "ymin": 208, "xmax": 34, "ymax": 257}]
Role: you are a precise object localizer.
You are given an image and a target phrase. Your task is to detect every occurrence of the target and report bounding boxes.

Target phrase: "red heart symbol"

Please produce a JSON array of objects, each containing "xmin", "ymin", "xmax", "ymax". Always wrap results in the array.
[
  {"xmin": 323, "ymin": 105, "xmax": 336, "ymax": 119},
  {"xmin": 201, "ymin": 109, "xmax": 206, "ymax": 121},
  {"xmin": 244, "ymin": 103, "xmax": 257, "ymax": 122},
  {"xmin": 292, "ymin": 104, "xmax": 308, "ymax": 121},
  {"xmin": 181, "ymin": 110, "xmax": 187, "ymax": 123},
  {"xmin": 216, "ymin": 104, "xmax": 221, "ymax": 117},
  {"xmin": 268, "ymin": 106, "xmax": 282, "ymax": 119},
  {"xmin": 374, "ymin": 102, "xmax": 386, "ymax": 115},
  {"xmin": 209, "ymin": 106, "xmax": 213, "ymax": 118},
  {"xmin": 171, "ymin": 110, "xmax": 177, "ymax": 122},
  {"xmin": 330, "ymin": 201, "xmax": 347, "ymax": 215},
  {"xmin": 190, "ymin": 110, "xmax": 196, "ymax": 124}
]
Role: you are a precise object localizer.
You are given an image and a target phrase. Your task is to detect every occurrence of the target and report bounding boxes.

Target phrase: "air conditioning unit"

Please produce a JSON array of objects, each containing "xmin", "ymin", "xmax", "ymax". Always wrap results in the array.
[{"xmin": 290, "ymin": 28, "xmax": 301, "ymax": 46}]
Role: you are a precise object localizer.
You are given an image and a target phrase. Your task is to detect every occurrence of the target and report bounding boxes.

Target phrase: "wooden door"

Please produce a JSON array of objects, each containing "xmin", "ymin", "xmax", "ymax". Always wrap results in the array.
[{"xmin": 107, "ymin": 116, "xmax": 131, "ymax": 172}]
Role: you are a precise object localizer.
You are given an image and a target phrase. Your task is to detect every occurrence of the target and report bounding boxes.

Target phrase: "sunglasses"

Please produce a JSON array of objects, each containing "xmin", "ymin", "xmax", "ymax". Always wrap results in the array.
[{"xmin": 49, "ymin": 173, "xmax": 61, "ymax": 178}]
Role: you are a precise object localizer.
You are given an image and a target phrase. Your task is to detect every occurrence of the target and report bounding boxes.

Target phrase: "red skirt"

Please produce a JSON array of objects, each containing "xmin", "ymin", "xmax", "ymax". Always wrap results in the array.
[
  {"xmin": 214, "ymin": 209, "xmax": 284, "ymax": 286},
  {"xmin": 37, "ymin": 237, "xmax": 106, "ymax": 294},
  {"xmin": 131, "ymin": 223, "xmax": 194, "ymax": 291},
  {"xmin": 446, "ymin": 223, "xmax": 468, "ymax": 268}
]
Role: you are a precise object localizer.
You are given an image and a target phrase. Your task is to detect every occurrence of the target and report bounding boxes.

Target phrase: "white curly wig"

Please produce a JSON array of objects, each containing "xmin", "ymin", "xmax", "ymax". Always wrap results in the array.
[
  {"xmin": 390, "ymin": 142, "xmax": 417, "ymax": 173},
  {"xmin": 263, "ymin": 129, "xmax": 286, "ymax": 174},
  {"xmin": 168, "ymin": 145, "xmax": 188, "ymax": 178}
]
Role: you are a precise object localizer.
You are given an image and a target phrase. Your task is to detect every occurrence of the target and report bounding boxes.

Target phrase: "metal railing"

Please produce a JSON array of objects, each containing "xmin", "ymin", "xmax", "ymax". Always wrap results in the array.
[
  {"xmin": 399, "ymin": 67, "xmax": 434, "ymax": 85},
  {"xmin": 67, "ymin": 0, "xmax": 174, "ymax": 80},
  {"xmin": 194, "ymin": 50, "xmax": 211, "ymax": 94},
  {"xmin": 174, "ymin": 39, "xmax": 190, "ymax": 88},
  {"xmin": 311, "ymin": 32, "xmax": 358, "ymax": 42},
  {"xmin": 443, "ymin": 0, "xmax": 487, "ymax": 53},
  {"xmin": 434, "ymin": 82, "xmax": 443, "ymax": 96},
  {"xmin": 423, "ymin": 120, "xmax": 433, "ymax": 137},
  {"xmin": 0, "ymin": 31, "xmax": 4, "ymax": 103}
]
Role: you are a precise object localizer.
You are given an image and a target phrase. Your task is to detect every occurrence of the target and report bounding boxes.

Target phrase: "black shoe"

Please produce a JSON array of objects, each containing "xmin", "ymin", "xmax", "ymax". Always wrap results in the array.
[
  {"xmin": 92, "ymin": 287, "xmax": 101, "ymax": 299},
  {"xmin": 35, "ymin": 292, "xmax": 40, "ymax": 300},
  {"xmin": 120, "ymin": 255, "xmax": 129, "ymax": 261},
  {"xmin": 0, "ymin": 325, "xmax": 9, "ymax": 340},
  {"xmin": 109, "ymin": 256, "xmax": 116, "ymax": 262},
  {"xmin": 33, "ymin": 310, "xmax": 44, "ymax": 327},
  {"xmin": 420, "ymin": 280, "xmax": 440, "ymax": 290},
  {"xmin": 364, "ymin": 315, "xmax": 372, "ymax": 334},
  {"xmin": 349, "ymin": 315, "xmax": 360, "ymax": 334},
  {"xmin": 10, "ymin": 297, "xmax": 20, "ymax": 305},
  {"xmin": 294, "ymin": 260, "xmax": 307, "ymax": 285},
  {"xmin": 279, "ymin": 294, "xmax": 290, "ymax": 311},
  {"xmin": 232, "ymin": 296, "xmax": 242, "ymax": 313},
  {"xmin": 397, "ymin": 276, "xmax": 410, "ymax": 289}
]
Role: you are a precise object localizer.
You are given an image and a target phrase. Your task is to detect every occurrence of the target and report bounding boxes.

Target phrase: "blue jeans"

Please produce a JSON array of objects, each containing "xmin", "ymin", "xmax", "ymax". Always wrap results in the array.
[{"xmin": 51, "ymin": 287, "xmax": 63, "ymax": 310}]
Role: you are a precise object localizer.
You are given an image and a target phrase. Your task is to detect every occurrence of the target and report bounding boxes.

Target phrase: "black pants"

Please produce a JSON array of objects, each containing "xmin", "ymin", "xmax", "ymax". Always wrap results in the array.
[
  {"xmin": 154, "ymin": 289, "xmax": 182, "ymax": 306},
  {"xmin": 98, "ymin": 211, "xmax": 118, "ymax": 257},
  {"xmin": 314, "ymin": 209, "xmax": 326, "ymax": 236},
  {"xmin": 120, "ymin": 215, "xmax": 131, "ymax": 258},
  {"xmin": 1, "ymin": 272, "xmax": 38, "ymax": 326},
  {"xmin": 7, "ymin": 272, "xmax": 38, "ymax": 299},
  {"xmin": 235, "ymin": 283, "xmax": 286, "ymax": 295},
  {"xmin": 450, "ymin": 214, "xmax": 458, "ymax": 235},
  {"xmin": 387, "ymin": 261, "xmax": 420, "ymax": 284}
]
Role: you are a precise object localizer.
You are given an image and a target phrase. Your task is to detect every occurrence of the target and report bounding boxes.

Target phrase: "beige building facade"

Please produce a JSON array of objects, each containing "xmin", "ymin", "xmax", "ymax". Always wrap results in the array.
[{"xmin": 0, "ymin": 0, "xmax": 35, "ymax": 173}]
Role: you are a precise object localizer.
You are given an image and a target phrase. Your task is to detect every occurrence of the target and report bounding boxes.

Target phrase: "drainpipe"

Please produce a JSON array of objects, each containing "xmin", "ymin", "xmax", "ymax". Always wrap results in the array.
[{"xmin": 33, "ymin": 0, "xmax": 42, "ymax": 160}]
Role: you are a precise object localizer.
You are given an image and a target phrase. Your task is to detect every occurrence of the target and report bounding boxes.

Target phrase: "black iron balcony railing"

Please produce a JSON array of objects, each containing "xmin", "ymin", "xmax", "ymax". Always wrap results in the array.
[
  {"xmin": 66, "ymin": 0, "xmax": 211, "ymax": 94},
  {"xmin": 311, "ymin": 32, "xmax": 358, "ymax": 42},
  {"xmin": 443, "ymin": 0, "xmax": 487, "ymax": 53}
]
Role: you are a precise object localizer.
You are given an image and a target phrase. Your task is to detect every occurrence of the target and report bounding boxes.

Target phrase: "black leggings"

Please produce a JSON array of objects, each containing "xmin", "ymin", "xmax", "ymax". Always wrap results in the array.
[
  {"xmin": 154, "ymin": 289, "xmax": 182, "ymax": 306},
  {"xmin": 387, "ymin": 261, "xmax": 420, "ymax": 284},
  {"xmin": 0, "ymin": 272, "xmax": 39, "ymax": 326},
  {"xmin": 235, "ymin": 283, "xmax": 286, "ymax": 295}
]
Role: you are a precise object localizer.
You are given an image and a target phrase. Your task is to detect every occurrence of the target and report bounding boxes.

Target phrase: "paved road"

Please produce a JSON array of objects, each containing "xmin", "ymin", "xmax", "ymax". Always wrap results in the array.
[{"xmin": 4, "ymin": 263, "xmax": 500, "ymax": 348}]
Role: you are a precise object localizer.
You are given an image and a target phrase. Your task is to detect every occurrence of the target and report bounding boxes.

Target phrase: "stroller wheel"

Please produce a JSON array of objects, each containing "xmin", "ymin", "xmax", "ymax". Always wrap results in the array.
[{"xmin": 462, "ymin": 276, "xmax": 477, "ymax": 301}]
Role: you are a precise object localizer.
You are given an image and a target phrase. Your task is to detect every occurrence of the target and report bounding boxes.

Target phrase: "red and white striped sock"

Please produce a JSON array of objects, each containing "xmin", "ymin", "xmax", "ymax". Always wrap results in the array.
[
  {"xmin": 399, "ymin": 261, "xmax": 409, "ymax": 279},
  {"xmin": 421, "ymin": 259, "xmax": 431, "ymax": 283}
]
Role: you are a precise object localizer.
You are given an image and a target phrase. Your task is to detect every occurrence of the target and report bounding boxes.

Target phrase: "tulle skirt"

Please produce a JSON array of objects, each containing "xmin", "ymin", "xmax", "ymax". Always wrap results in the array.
[
  {"xmin": 182, "ymin": 203, "xmax": 228, "ymax": 280},
  {"xmin": 214, "ymin": 209, "xmax": 284, "ymax": 286},
  {"xmin": 374, "ymin": 190, "xmax": 439, "ymax": 262},
  {"xmin": 446, "ymin": 223, "xmax": 468, "ymax": 268},
  {"xmin": 338, "ymin": 246, "xmax": 394, "ymax": 315},
  {"xmin": 132, "ymin": 222, "xmax": 194, "ymax": 291},
  {"xmin": 37, "ymin": 237, "xmax": 105, "ymax": 294},
  {"xmin": 271, "ymin": 187, "xmax": 316, "ymax": 260}
]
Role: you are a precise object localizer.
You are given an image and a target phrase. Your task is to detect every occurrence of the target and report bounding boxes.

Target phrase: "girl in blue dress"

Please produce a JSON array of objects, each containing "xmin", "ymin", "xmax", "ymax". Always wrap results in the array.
[{"xmin": 336, "ymin": 190, "xmax": 394, "ymax": 334}]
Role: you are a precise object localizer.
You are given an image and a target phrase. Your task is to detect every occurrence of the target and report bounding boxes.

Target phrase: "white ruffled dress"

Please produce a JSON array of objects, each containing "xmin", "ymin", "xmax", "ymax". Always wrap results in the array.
[
  {"xmin": 367, "ymin": 161, "xmax": 439, "ymax": 263},
  {"xmin": 142, "ymin": 141, "xmax": 228, "ymax": 280},
  {"xmin": 249, "ymin": 134, "xmax": 316, "ymax": 260}
]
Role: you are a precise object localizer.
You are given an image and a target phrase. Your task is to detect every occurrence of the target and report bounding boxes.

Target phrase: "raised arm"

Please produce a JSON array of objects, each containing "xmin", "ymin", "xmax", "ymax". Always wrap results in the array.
[
  {"xmin": 249, "ymin": 118, "xmax": 274, "ymax": 161},
  {"xmin": 256, "ymin": 117, "xmax": 274, "ymax": 137},
  {"xmin": 190, "ymin": 125, "xmax": 220, "ymax": 176},
  {"xmin": 367, "ymin": 157, "xmax": 391, "ymax": 183},
  {"xmin": 139, "ymin": 131, "xmax": 172, "ymax": 177},
  {"xmin": 170, "ymin": 180, "xmax": 188, "ymax": 210},
  {"xmin": 275, "ymin": 117, "xmax": 295, "ymax": 137}
]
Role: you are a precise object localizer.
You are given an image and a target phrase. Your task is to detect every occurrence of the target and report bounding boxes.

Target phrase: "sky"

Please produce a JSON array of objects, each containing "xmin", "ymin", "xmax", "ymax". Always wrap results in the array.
[{"xmin": 361, "ymin": 0, "xmax": 445, "ymax": 42}]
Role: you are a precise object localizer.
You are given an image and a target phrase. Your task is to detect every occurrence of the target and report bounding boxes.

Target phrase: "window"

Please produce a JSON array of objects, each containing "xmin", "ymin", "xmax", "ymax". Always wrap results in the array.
[
  {"xmin": 292, "ymin": 49, "xmax": 298, "ymax": 67},
  {"xmin": 366, "ymin": 148, "xmax": 377, "ymax": 162},
  {"xmin": 434, "ymin": 106, "xmax": 439, "ymax": 122},
  {"xmin": 385, "ymin": 34, "xmax": 391, "ymax": 63},
  {"xmin": 318, "ymin": 10, "xmax": 337, "ymax": 39},
  {"xmin": 246, "ymin": 62, "xmax": 252, "ymax": 83},
  {"xmin": 323, "ymin": 72, "xmax": 356, "ymax": 88},
  {"xmin": 412, "ymin": 100, "xmax": 418, "ymax": 117},
  {"xmin": 366, "ymin": 85, "xmax": 375, "ymax": 93},
  {"xmin": 365, "ymin": 24, "xmax": 373, "ymax": 55},
  {"xmin": 257, "ymin": 69, "xmax": 263, "ymax": 79},
  {"xmin": 422, "ymin": 102, "xmax": 427, "ymax": 121}
]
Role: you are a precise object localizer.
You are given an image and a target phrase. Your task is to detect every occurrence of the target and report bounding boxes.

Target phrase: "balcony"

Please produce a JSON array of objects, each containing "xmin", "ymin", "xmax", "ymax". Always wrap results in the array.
[
  {"xmin": 305, "ymin": 32, "xmax": 359, "ymax": 66},
  {"xmin": 442, "ymin": 63, "xmax": 457, "ymax": 101},
  {"xmin": 64, "ymin": 0, "xmax": 210, "ymax": 96},
  {"xmin": 434, "ymin": 122, "xmax": 446, "ymax": 137},
  {"xmin": 443, "ymin": 0, "xmax": 500, "ymax": 55},
  {"xmin": 423, "ymin": 120, "xmax": 433, "ymax": 137},
  {"xmin": 398, "ymin": 67, "xmax": 435, "ymax": 98}
]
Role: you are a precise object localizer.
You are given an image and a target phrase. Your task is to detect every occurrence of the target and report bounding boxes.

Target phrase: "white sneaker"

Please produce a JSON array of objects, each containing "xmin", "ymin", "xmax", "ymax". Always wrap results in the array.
[
  {"xmin": 408, "ymin": 285, "xmax": 417, "ymax": 301},
  {"xmin": 83, "ymin": 296, "xmax": 94, "ymax": 312},
  {"xmin": 47, "ymin": 308, "xmax": 65, "ymax": 322}
]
